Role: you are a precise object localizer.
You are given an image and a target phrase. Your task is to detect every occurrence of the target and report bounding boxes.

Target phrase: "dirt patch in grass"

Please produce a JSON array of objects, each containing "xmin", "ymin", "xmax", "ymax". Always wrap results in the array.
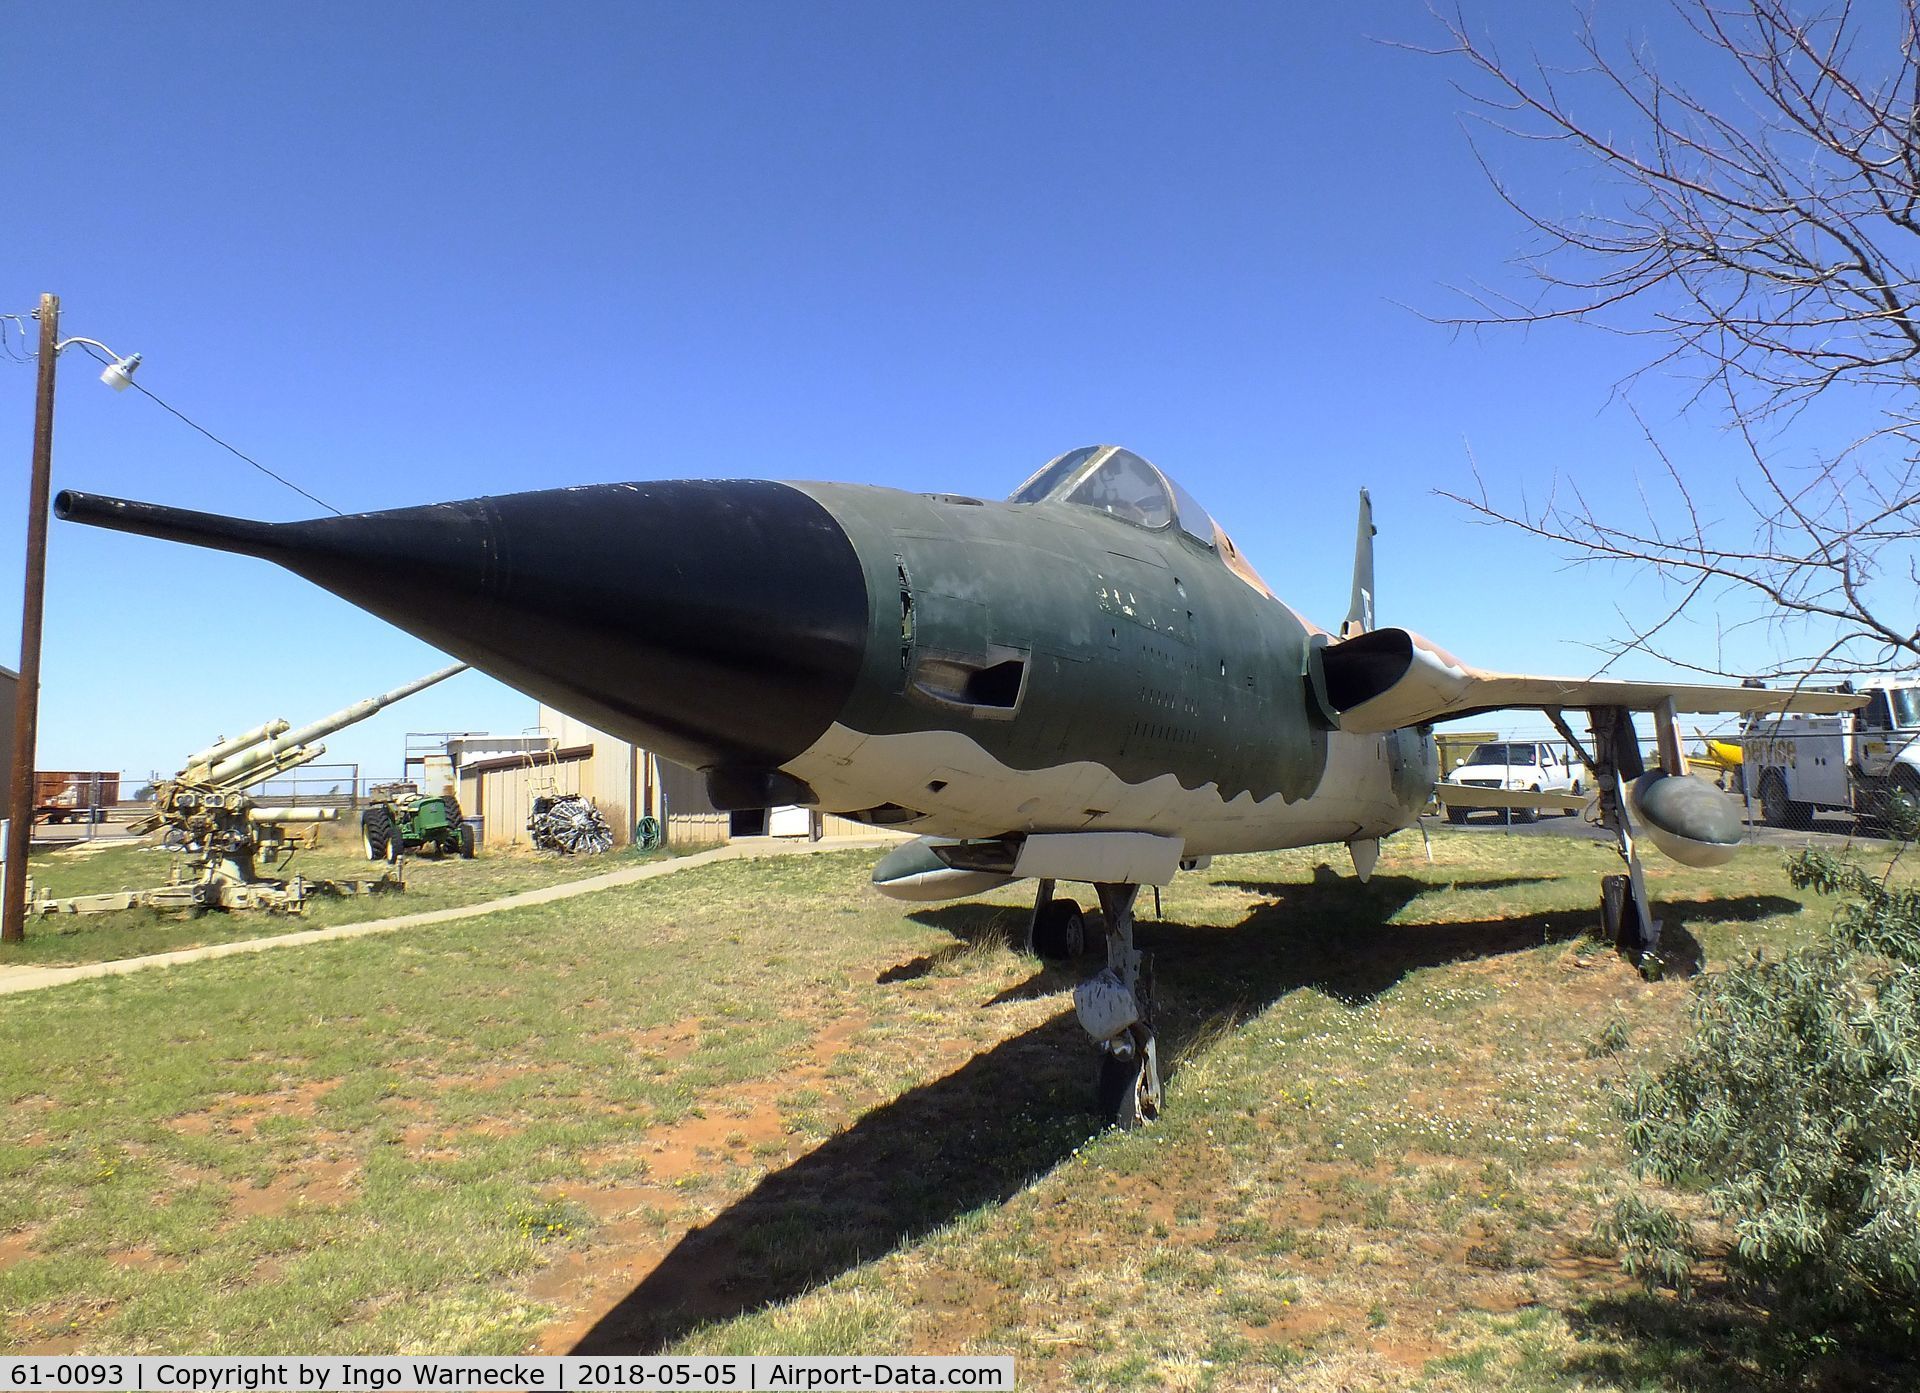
[
  {"xmin": 631, "ymin": 1102, "xmax": 789, "ymax": 1184},
  {"xmin": 171, "ymin": 1079, "xmax": 345, "ymax": 1139},
  {"xmin": 227, "ymin": 1158, "xmax": 358, "ymax": 1219},
  {"xmin": 5, "ymin": 836, "xmax": 1910, "ymax": 1383},
  {"xmin": 535, "ymin": 1013, "xmax": 880, "ymax": 1350},
  {"xmin": 0, "ymin": 1232, "xmax": 37, "ymax": 1267},
  {"xmin": 588, "ymin": 1022, "xmax": 702, "ymax": 1059}
]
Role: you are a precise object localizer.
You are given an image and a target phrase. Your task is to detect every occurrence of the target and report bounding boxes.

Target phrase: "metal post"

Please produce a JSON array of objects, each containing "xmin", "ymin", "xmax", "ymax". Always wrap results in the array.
[{"xmin": 4, "ymin": 294, "xmax": 58, "ymax": 944}]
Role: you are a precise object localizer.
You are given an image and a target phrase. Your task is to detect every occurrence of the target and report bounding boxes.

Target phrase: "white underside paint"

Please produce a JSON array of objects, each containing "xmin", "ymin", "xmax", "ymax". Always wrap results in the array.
[
  {"xmin": 869, "ymin": 866, "xmax": 1018, "ymax": 901},
  {"xmin": 1014, "ymin": 831, "xmax": 1184, "ymax": 886},
  {"xmin": 783, "ymin": 723, "xmax": 1419, "ymax": 858}
]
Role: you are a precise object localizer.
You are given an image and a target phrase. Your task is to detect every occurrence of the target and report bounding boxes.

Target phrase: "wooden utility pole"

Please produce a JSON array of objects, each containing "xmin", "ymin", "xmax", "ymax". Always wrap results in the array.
[{"xmin": 3, "ymin": 293, "xmax": 59, "ymax": 943}]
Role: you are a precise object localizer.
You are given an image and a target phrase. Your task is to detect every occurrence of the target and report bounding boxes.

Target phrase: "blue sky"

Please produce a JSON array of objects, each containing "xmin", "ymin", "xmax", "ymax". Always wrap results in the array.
[{"xmin": 3, "ymin": 2, "xmax": 1808, "ymax": 780}]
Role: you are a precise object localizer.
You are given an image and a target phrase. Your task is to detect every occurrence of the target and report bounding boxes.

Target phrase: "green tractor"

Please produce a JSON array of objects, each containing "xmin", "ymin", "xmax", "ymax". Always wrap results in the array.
[{"xmin": 361, "ymin": 783, "xmax": 476, "ymax": 861}]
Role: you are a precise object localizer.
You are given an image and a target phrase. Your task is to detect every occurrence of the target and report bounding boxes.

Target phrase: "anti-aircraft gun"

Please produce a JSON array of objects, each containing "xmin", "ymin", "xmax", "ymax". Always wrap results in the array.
[{"xmin": 32, "ymin": 664, "xmax": 466, "ymax": 916}]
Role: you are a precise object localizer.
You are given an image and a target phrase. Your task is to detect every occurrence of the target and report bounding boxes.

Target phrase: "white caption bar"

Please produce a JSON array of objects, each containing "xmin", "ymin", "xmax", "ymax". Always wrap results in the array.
[{"xmin": 0, "ymin": 1358, "xmax": 1014, "ymax": 1392}]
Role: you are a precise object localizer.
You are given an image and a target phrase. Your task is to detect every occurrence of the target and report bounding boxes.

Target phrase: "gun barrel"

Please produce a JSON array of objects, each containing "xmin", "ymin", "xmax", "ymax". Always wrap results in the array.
[
  {"xmin": 184, "ymin": 720, "xmax": 291, "ymax": 773},
  {"xmin": 281, "ymin": 663, "xmax": 468, "ymax": 748},
  {"xmin": 202, "ymin": 663, "xmax": 466, "ymax": 786},
  {"xmin": 208, "ymin": 742, "xmax": 326, "ymax": 793},
  {"xmin": 250, "ymin": 806, "xmax": 340, "ymax": 824}
]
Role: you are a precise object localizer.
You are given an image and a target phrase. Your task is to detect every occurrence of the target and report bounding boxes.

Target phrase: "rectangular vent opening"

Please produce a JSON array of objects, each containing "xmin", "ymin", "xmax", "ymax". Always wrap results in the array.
[{"xmin": 909, "ymin": 648, "xmax": 1030, "ymax": 718}]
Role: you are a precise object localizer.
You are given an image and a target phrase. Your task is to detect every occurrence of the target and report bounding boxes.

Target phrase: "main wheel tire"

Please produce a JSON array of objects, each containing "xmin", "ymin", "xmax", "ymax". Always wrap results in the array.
[
  {"xmin": 1446, "ymin": 806, "xmax": 1469, "ymax": 825},
  {"xmin": 1030, "ymin": 898, "xmax": 1087, "ymax": 960},
  {"xmin": 1564, "ymin": 780, "xmax": 1583, "ymax": 816},
  {"xmin": 458, "ymin": 823, "xmax": 476, "ymax": 858},
  {"xmin": 361, "ymin": 806, "xmax": 394, "ymax": 861},
  {"xmin": 1514, "ymin": 792, "xmax": 1538, "ymax": 824}
]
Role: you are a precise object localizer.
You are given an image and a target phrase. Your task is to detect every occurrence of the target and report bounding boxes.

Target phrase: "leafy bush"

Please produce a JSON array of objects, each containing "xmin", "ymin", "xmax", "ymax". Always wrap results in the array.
[{"xmin": 1606, "ymin": 846, "xmax": 1920, "ymax": 1335}]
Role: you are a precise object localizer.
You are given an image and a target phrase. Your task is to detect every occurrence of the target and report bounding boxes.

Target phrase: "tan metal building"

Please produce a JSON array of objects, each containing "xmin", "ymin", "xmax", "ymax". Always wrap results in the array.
[{"xmin": 458, "ymin": 702, "xmax": 870, "ymax": 850}]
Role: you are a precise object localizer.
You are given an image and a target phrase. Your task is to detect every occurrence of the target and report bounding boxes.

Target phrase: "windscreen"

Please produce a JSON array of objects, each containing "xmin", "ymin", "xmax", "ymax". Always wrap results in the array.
[
  {"xmin": 1065, "ymin": 449, "xmax": 1173, "ymax": 529},
  {"xmin": 1467, "ymin": 742, "xmax": 1536, "ymax": 766},
  {"xmin": 1892, "ymin": 687, "xmax": 1920, "ymax": 728},
  {"xmin": 1007, "ymin": 447, "xmax": 1100, "ymax": 504}
]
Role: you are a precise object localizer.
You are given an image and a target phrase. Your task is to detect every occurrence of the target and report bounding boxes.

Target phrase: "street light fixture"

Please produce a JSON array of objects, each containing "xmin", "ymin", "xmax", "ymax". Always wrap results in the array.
[
  {"xmin": 99, "ymin": 353, "xmax": 142, "ymax": 392},
  {"xmin": 3, "ymin": 298, "xmax": 141, "ymax": 944},
  {"xmin": 55, "ymin": 338, "xmax": 144, "ymax": 392}
]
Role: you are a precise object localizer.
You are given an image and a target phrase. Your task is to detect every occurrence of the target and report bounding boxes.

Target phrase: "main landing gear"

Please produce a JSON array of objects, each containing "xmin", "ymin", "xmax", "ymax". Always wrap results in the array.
[
  {"xmin": 1028, "ymin": 877, "xmax": 1162, "ymax": 1128},
  {"xmin": 1550, "ymin": 704, "xmax": 1666, "ymax": 974}
]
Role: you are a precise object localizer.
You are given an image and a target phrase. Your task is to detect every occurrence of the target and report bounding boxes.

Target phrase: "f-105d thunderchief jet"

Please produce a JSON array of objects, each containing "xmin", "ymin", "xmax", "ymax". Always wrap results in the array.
[{"xmin": 58, "ymin": 445, "xmax": 1859, "ymax": 1126}]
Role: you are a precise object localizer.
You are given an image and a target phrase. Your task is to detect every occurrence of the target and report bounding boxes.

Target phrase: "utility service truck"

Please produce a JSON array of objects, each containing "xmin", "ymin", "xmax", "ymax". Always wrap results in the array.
[{"xmin": 1741, "ymin": 679, "xmax": 1920, "ymax": 829}]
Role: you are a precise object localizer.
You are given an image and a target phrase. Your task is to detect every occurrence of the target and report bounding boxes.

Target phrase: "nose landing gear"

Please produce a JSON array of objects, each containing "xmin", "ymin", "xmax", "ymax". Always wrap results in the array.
[{"xmin": 1072, "ymin": 882, "xmax": 1162, "ymax": 1129}]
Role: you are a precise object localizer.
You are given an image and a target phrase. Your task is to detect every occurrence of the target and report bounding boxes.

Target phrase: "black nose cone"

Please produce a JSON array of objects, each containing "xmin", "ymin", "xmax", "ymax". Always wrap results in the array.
[{"xmin": 57, "ymin": 481, "xmax": 871, "ymax": 774}]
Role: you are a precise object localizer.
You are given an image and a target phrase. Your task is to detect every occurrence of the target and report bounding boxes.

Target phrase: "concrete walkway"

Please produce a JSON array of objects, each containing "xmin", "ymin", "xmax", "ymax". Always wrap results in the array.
[{"xmin": 0, "ymin": 835, "xmax": 901, "ymax": 1000}]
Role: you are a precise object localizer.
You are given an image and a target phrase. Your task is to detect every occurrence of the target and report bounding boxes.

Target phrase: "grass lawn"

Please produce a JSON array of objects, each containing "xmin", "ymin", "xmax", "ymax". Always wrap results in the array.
[
  {"xmin": 0, "ymin": 827, "xmax": 1910, "ymax": 1389},
  {"xmin": 7, "ymin": 832, "xmax": 679, "ymax": 968}
]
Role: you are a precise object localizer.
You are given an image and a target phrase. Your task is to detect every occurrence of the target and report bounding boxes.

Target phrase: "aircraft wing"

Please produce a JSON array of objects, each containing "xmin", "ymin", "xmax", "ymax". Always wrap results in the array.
[{"xmin": 1318, "ymin": 628, "xmax": 1865, "ymax": 733}]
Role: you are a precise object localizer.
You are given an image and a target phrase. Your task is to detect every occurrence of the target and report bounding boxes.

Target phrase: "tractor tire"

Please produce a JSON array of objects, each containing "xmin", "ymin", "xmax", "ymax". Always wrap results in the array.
[
  {"xmin": 362, "ymin": 806, "xmax": 394, "ymax": 862},
  {"xmin": 458, "ymin": 823, "xmax": 476, "ymax": 858}
]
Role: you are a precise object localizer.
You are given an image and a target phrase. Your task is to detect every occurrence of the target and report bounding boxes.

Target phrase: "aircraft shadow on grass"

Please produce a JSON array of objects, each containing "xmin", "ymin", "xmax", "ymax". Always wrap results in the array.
[{"xmin": 569, "ymin": 874, "xmax": 1800, "ymax": 1354}]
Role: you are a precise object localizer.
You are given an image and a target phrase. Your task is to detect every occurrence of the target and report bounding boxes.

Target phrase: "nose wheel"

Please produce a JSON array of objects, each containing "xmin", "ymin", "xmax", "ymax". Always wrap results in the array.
[
  {"xmin": 1073, "ymin": 883, "xmax": 1162, "ymax": 1128},
  {"xmin": 1097, "ymin": 1021, "xmax": 1162, "ymax": 1129}
]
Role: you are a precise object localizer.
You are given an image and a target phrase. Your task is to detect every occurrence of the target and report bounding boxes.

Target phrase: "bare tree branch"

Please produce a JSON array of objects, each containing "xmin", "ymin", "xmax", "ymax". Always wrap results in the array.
[{"xmin": 1414, "ymin": 0, "xmax": 1920, "ymax": 678}]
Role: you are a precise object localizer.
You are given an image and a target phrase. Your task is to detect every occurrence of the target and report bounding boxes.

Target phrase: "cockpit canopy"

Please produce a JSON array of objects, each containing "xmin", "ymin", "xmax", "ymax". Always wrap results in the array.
[
  {"xmin": 1008, "ymin": 445, "xmax": 1214, "ymax": 545},
  {"xmin": 1007, "ymin": 445, "xmax": 1272, "ymax": 594}
]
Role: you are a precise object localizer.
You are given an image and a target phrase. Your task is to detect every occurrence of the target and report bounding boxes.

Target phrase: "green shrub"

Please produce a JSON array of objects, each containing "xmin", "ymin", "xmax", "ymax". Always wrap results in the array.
[
  {"xmin": 1607, "ymin": 847, "xmax": 1920, "ymax": 1336},
  {"xmin": 1587, "ymin": 1015, "xmax": 1632, "ymax": 1058}
]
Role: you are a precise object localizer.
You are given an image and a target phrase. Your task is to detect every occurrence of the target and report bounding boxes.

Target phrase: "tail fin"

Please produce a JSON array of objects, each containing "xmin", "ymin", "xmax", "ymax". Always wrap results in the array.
[{"xmin": 1341, "ymin": 487, "xmax": 1375, "ymax": 639}]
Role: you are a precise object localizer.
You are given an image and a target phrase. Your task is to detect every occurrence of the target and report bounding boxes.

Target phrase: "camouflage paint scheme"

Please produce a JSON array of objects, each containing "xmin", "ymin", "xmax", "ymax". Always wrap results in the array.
[
  {"xmin": 779, "ymin": 463, "xmax": 1437, "ymax": 858},
  {"xmin": 53, "ymin": 447, "xmax": 1437, "ymax": 864}
]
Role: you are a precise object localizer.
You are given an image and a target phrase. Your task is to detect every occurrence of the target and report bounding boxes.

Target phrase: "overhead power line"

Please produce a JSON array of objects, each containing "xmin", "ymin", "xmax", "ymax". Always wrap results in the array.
[
  {"xmin": 72, "ymin": 343, "xmax": 343, "ymax": 516},
  {"xmin": 4, "ymin": 315, "xmax": 343, "ymax": 516},
  {"xmin": 0, "ymin": 315, "xmax": 37, "ymax": 364}
]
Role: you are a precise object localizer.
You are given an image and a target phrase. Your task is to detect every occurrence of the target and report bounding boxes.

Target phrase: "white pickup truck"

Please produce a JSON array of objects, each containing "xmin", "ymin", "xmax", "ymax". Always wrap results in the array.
[
  {"xmin": 1741, "ymin": 679, "xmax": 1920, "ymax": 829},
  {"xmin": 1442, "ymin": 740, "xmax": 1583, "ymax": 824}
]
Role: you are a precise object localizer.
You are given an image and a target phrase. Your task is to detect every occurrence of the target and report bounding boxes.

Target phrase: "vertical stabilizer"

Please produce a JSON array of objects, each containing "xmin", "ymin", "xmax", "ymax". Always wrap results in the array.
[{"xmin": 1341, "ymin": 487, "xmax": 1375, "ymax": 638}]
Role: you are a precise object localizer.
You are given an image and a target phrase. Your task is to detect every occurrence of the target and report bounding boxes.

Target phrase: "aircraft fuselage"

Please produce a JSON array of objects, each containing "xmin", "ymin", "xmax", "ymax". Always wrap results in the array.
[
  {"xmin": 55, "ymin": 475, "xmax": 1437, "ymax": 861},
  {"xmin": 783, "ymin": 482, "xmax": 1436, "ymax": 856}
]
